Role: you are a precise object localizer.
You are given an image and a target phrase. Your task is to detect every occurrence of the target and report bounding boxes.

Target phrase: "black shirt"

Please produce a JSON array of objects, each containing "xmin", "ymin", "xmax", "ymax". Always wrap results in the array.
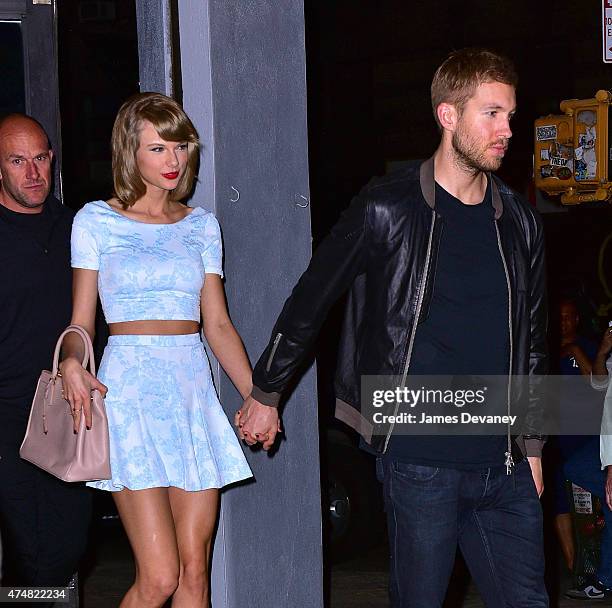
[
  {"xmin": 386, "ymin": 180, "xmax": 510, "ymax": 469},
  {"xmin": 0, "ymin": 196, "xmax": 74, "ymax": 443}
]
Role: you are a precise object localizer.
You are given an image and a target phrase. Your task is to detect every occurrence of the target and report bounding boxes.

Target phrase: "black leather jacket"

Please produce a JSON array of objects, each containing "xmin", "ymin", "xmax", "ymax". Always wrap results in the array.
[{"xmin": 252, "ymin": 157, "xmax": 548, "ymax": 461}]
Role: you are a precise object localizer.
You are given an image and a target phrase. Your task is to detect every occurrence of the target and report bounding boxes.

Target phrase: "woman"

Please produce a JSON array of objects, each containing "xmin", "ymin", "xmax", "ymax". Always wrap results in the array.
[{"xmin": 61, "ymin": 92, "xmax": 253, "ymax": 607}]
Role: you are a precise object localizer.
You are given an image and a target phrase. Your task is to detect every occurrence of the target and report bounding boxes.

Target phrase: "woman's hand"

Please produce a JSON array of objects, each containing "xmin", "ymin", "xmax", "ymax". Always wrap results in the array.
[
  {"xmin": 235, "ymin": 396, "xmax": 281, "ymax": 450},
  {"xmin": 59, "ymin": 356, "xmax": 108, "ymax": 432}
]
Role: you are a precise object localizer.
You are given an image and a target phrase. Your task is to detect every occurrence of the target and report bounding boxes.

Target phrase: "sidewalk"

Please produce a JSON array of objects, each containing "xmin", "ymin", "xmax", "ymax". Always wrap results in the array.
[
  {"xmin": 83, "ymin": 525, "xmax": 380, "ymax": 607},
  {"xmin": 81, "ymin": 524, "xmax": 607, "ymax": 607},
  {"xmin": 330, "ymin": 543, "xmax": 609, "ymax": 608}
]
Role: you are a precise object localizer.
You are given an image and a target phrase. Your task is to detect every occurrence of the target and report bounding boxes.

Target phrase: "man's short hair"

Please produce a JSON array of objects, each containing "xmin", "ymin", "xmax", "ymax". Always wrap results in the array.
[
  {"xmin": 0, "ymin": 113, "xmax": 50, "ymax": 147},
  {"xmin": 111, "ymin": 92, "xmax": 200, "ymax": 208},
  {"xmin": 431, "ymin": 48, "xmax": 518, "ymax": 128}
]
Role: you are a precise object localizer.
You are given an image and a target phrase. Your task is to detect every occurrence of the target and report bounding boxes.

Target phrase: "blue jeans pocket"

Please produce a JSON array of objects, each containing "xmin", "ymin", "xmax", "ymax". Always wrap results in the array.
[
  {"xmin": 375, "ymin": 457, "xmax": 384, "ymax": 483},
  {"xmin": 392, "ymin": 461, "xmax": 439, "ymax": 482}
]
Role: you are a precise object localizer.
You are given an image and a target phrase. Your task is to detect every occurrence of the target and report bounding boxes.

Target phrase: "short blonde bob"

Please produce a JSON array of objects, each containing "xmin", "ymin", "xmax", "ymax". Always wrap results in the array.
[{"xmin": 111, "ymin": 92, "xmax": 200, "ymax": 207}]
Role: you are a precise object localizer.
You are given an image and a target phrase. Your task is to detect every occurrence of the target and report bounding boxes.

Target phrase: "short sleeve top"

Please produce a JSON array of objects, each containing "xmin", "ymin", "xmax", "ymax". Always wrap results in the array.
[{"xmin": 71, "ymin": 200, "xmax": 223, "ymax": 323}]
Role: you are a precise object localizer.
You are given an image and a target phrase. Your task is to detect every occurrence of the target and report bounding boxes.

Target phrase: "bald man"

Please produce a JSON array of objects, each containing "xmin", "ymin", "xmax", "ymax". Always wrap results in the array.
[{"xmin": 0, "ymin": 114, "xmax": 91, "ymax": 594}]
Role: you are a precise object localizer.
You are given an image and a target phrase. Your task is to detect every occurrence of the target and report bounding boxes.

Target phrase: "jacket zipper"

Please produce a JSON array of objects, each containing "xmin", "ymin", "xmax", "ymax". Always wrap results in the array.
[
  {"xmin": 266, "ymin": 332, "xmax": 283, "ymax": 373},
  {"xmin": 495, "ymin": 222, "xmax": 514, "ymax": 475},
  {"xmin": 383, "ymin": 210, "xmax": 436, "ymax": 452}
]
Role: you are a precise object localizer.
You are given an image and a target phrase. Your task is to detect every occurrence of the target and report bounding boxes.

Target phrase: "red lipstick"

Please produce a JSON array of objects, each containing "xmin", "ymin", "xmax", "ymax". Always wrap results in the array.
[{"xmin": 162, "ymin": 171, "xmax": 179, "ymax": 179}]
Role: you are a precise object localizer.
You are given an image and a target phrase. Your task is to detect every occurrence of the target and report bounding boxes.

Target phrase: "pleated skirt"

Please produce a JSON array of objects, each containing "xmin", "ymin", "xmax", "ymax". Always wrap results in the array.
[{"xmin": 87, "ymin": 333, "xmax": 252, "ymax": 492}]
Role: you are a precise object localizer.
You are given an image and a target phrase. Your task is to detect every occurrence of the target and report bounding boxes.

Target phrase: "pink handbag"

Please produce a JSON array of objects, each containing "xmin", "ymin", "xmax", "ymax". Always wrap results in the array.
[{"xmin": 20, "ymin": 324, "xmax": 111, "ymax": 482}]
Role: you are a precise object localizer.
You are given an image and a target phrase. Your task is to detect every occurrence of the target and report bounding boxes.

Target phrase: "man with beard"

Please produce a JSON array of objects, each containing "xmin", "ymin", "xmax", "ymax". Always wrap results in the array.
[
  {"xmin": 0, "ymin": 114, "xmax": 91, "ymax": 597},
  {"xmin": 239, "ymin": 49, "xmax": 548, "ymax": 606}
]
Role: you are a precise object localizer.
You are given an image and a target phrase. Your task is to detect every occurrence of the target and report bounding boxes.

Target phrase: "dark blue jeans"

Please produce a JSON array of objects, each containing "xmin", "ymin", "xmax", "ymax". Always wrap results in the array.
[
  {"xmin": 378, "ymin": 458, "xmax": 548, "ymax": 607},
  {"xmin": 563, "ymin": 438, "xmax": 612, "ymax": 587}
]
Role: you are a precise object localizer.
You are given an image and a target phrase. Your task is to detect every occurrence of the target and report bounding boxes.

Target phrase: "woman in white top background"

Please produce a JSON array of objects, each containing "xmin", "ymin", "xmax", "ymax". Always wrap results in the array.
[{"xmin": 596, "ymin": 326, "xmax": 612, "ymax": 507}]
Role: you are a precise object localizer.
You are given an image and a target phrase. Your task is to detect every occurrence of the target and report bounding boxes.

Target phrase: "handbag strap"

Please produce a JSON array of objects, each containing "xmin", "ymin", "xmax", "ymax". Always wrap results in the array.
[{"xmin": 51, "ymin": 325, "xmax": 98, "ymax": 378}]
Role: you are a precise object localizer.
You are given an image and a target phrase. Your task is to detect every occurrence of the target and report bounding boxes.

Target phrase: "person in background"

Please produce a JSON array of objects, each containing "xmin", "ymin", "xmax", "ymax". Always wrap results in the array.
[
  {"xmin": 563, "ymin": 314, "xmax": 612, "ymax": 600},
  {"xmin": 553, "ymin": 298, "xmax": 598, "ymax": 574},
  {"xmin": 598, "ymin": 325, "xmax": 612, "ymax": 489},
  {"xmin": 0, "ymin": 114, "xmax": 91, "ymax": 595}
]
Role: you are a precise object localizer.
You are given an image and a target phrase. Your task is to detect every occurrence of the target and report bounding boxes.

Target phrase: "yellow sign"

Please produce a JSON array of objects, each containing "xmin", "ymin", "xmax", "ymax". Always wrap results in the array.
[{"xmin": 534, "ymin": 90, "xmax": 611, "ymax": 205}]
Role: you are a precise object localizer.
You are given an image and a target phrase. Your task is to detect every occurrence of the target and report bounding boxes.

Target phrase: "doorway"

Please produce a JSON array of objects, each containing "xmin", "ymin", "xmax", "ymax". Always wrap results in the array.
[{"xmin": 0, "ymin": 0, "xmax": 61, "ymax": 192}]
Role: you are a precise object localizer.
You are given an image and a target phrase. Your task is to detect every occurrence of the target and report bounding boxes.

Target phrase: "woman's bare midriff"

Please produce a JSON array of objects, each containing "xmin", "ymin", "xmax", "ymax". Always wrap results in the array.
[{"xmin": 109, "ymin": 320, "xmax": 200, "ymax": 335}]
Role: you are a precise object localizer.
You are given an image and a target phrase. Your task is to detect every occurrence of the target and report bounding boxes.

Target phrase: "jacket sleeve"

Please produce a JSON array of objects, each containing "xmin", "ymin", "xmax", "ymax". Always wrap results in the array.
[
  {"xmin": 251, "ymin": 192, "xmax": 369, "ymax": 406},
  {"xmin": 523, "ymin": 210, "xmax": 548, "ymax": 457}
]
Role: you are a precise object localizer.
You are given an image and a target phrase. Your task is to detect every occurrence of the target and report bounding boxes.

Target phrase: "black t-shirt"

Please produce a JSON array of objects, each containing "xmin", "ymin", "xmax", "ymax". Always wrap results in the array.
[
  {"xmin": 3, "ymin": 202, "xmax": 54, "ymax": 248},
  {"xmin": 0, "ymin": 197, "xmax": 74, "ymax": 444},
  {"xmin": 386, "ymin": 180, "xmax": 510, "ymax": 469}
]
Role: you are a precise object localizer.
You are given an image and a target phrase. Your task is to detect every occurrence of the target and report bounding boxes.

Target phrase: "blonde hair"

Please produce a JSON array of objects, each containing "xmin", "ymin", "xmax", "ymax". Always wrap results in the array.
[
  {"xmin": 111, "ymin": 92, "xmax": 200, "ymax": 207},
  {"xmin": 431, "ymin": 49, "xmax": 518, "ymax": 129}
]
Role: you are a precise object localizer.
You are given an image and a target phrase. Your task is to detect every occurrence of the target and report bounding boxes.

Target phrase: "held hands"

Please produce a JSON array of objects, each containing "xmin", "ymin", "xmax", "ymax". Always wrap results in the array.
[
  {"xmin": 235, "ymin": 395, "xmax": 281, "ymax": 451},
  {"xmin": 59, "ymin": 357, "xmax": 108, "ymax": 433}
]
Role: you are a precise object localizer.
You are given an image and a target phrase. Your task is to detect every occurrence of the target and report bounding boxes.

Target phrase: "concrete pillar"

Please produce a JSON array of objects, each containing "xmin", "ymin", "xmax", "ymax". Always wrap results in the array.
[
  {"xmin": 136, "ymin": 2, "xmax": 323, "ymax": 606},
  {"xmin": 135, "ymin": 0, "xmax": 176, "ymax": 96}
]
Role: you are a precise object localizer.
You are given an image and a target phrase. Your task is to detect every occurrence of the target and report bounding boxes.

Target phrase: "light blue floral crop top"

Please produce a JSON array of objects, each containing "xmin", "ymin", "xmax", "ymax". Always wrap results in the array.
[{"xmin": 71, "ymin": 200, "xmax": 223, "ymax": 323}]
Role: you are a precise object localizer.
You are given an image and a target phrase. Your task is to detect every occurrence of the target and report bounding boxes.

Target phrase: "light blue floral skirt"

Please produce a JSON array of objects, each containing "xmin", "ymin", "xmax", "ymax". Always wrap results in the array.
[{"xmin": 87, "ymin": 333, "xmax": 252, "ymax": 492}]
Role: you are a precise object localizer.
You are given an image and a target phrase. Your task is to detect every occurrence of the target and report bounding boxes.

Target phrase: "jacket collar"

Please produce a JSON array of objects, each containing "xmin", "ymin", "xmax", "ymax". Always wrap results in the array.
[{"xmin": 419, "ymin": 155, "xmax": 504, "ymax": 220}]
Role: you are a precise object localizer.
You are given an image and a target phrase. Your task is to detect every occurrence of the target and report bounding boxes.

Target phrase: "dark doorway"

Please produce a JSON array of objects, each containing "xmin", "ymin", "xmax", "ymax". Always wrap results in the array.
[
  {"xmin": 0, "ymin": 21, "xmax": 25, "ymax": 114},
  {"xmin": 57, "ymin": 0, "xmax": 139, "ymax": 209},
  {"xmin": 0, "ymin": 0, "xmax": 62, "ymax": 193}
]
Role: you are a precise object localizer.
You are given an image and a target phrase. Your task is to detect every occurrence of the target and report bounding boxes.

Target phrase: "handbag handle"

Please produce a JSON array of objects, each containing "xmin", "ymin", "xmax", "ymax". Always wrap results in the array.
[{"xmin": 51, "ymin": 325, "xmax": 97, "ymax": 378}]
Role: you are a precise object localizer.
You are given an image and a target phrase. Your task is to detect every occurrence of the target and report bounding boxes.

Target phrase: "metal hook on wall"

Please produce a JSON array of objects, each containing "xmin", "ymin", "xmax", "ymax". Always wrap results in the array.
[
  {"xmin": 295, "ymin": 194, "xmax": 309, "ymax": 208},
  {"xmin": 230, "ymin": 186, "xmax": 240, "ymax": 203}
]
